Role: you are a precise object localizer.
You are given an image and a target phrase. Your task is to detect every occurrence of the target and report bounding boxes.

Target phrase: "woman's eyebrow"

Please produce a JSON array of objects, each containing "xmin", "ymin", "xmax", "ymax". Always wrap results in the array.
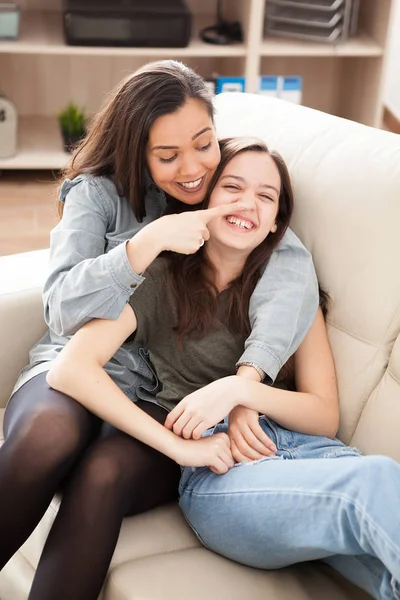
[
  {"xmin": 220, "ymin": 174, "xmax": 279, "ymax": 195},
  {"xmin": 151, "ymin": 127, "xmax": 212, "ymax": 151}
]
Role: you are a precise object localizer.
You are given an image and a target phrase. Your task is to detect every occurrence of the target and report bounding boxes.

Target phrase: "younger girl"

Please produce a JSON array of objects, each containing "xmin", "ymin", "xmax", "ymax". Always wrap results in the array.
[{"xmin": 50, "ymin": 138, "xmax": 400, "ymax": 600}]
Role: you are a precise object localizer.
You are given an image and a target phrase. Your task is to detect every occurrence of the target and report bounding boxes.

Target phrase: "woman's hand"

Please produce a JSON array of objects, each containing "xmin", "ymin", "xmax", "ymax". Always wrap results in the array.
[
  {"xmin": 228, "ymin": 406, "xmax": 276, "ymax": 463},
  {"xmin": 151, "ymin": 201, "xmax": 245, "ymax": 256},
  {"xmin": 127, "ymin": 201, "xmax": 245, "ymax": 274},
  {"xmin": 165, "ymin": 376, "xmax": 238, "ymax": 440},
  {"xmin": 172, "ymin": 432, "xmax": 234, "ymax": 475}
]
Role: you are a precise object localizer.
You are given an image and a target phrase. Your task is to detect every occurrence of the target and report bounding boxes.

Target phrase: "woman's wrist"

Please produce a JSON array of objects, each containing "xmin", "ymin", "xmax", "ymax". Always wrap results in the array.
[{"xmin": 126, "ymin": 222, "xmax": 164, "ymax": 274}]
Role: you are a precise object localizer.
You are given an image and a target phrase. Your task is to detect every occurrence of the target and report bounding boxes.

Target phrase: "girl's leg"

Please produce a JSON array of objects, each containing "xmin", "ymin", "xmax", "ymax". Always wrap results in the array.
[
  {"xmin": 180, "ymin": 424, "xmax": 400, "ymax": 600},
  {"xmin": 0, "ymin": 372, "xmax": 99, "ymax": 570},
  {"xmin": 28, "ymin": 401, "xmax": 181, "ymax": 600},
  {"xmin": 323, "ymin": 554, "xmax": 400, "ymax": 600}
]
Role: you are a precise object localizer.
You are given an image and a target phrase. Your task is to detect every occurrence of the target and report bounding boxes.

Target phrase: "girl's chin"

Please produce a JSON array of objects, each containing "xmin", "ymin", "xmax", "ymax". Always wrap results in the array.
[{"xmin": 216, "ymin": 238, "xmax": 256, "ymax": 253}]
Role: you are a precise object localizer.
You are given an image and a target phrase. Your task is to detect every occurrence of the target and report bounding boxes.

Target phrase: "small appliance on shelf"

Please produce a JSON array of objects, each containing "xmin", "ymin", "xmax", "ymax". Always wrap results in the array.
[
  {"xmin": 265, "ymin": 0, "xmax": 360, "ymax": 44},
  {"xmin": 62, "ymin": 0, "xmax": 192, "ymax": 47},
  {"xmin": 0, "ymin": 92, "xmax": 17, "ymax": 158}
]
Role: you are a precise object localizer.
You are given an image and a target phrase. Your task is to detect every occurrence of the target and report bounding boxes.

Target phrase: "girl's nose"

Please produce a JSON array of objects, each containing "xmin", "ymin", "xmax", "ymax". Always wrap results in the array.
[{"xmin": 238, "ymin": 191, "xmax": 257, "ymax": 210}]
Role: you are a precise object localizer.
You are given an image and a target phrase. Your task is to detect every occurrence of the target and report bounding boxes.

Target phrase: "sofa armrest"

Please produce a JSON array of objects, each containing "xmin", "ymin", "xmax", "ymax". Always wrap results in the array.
[{"xmin": 0, "ymin": 250, "xmax": 49, "ymax": 408}]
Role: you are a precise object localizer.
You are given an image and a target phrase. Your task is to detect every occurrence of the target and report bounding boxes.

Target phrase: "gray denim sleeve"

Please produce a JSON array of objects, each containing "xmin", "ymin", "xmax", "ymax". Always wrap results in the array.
[
  {"xmin": 43, "ymin": 176, "xmax": 145, "ymax": 337},
  {"xmin": 237, "ymin": 228, "xmax": 319, "ymax": 383}
]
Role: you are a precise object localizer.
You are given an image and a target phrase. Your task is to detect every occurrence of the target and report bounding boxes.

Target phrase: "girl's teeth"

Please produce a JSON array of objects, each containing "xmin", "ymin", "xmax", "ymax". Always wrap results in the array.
[
  {"xmin": 226, "ymin": 216, "xmax": 254, "ymax": 230},
  {"xmin": 180, "ymin": 178, "xmax": 202, "ymax": 189}
]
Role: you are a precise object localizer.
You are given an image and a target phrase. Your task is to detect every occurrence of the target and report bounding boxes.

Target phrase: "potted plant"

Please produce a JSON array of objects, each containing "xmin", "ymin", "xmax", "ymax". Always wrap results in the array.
[{"xmin": 58, "ymin": 102, "xmax": 86, "ymax": 153}]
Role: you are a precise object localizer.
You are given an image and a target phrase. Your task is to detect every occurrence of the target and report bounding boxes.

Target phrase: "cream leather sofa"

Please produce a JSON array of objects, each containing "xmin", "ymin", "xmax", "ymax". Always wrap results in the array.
[{"xmin": 1, "ymin": 93, "xmax": 400, "ymax": 600}]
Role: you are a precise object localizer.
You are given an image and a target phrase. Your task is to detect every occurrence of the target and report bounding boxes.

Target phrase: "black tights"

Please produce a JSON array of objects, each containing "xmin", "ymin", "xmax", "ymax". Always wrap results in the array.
[{"xmin": 0, "ymin": 372, "xmax": 181, "ymax": 600}]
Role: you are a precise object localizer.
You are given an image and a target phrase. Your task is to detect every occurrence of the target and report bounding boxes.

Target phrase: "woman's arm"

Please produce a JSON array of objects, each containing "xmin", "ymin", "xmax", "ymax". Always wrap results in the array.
[
  {"xmin": 43, "ymin": 176, "xmax": 160, "ymax": 336},
  {"xmin": 45, "ymin": 176, "xmax": 244, "ymax": 337},
  {"xmin": 46, "ymin": 305, "xmax": 233, "ymax": 473},
  {"xmin": 237, "ymin": 229, "xmax": 319, "ymax": 383},
  {"xmin": 166, "ymin": 308, "xmax": 339, "ymax": 440}
]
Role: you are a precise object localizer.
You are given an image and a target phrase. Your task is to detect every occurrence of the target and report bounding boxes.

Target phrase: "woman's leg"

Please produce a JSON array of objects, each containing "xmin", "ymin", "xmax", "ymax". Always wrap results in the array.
[
  {"xmin": 28, "ymin": 401, "xmax": 181, "ymax": 600},
  {"xmin": 0, "ymin": 372, "xmax": 99, "ymax": 570},
  {"xmin": 179, "ymin": 422, "xmax": 400, "ymax": 600}
]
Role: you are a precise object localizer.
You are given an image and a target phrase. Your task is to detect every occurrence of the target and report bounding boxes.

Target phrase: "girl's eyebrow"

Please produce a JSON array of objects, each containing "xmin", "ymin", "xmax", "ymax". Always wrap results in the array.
[
  {"xmin": 151, "ymin": 127, "xmax": 212, "ymax": 151},
  {"xmin": 220, "ymin": 174, "xmax": 279, "ymax": 195}
]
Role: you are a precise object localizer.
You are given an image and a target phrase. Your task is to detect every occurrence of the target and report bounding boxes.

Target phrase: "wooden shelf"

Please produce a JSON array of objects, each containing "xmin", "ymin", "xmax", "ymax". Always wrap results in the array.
[
  {"xmin": 0, "ymin": 0, "xmax": 394, "ymax": 169},
  {"xmin": 261, "ymin": 34, "xmax": 384, "ymax": 57},
  {"xmin": 0, "ymin": 11, "xmax": 247, "ymax": 58},
  {"xmin": 0, "ymin": 117, "xmax": 69, "ymax": 170}
]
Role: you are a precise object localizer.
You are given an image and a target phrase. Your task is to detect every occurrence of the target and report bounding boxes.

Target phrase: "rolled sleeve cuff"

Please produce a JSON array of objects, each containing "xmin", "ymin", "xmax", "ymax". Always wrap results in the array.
[
  {"xmin": 107, "ymin": 241, "xmax": 146, "ymax": 293},
  {"xmin": 237, "ymin": 344, "xmax": 282, "ymax": 385}
]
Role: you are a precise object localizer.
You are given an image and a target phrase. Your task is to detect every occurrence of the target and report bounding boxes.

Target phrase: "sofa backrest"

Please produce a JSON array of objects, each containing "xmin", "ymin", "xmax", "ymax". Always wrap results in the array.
[{"xmin": 213, "ymin": 93, "xmax": 400, "ymax": 460}]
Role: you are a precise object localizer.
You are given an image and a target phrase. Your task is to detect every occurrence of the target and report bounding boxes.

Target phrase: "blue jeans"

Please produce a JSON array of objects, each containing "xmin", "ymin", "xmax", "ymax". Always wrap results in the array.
[{"xmin": 179, "ymin": 417, "xmax": 400, "ymax": 600}]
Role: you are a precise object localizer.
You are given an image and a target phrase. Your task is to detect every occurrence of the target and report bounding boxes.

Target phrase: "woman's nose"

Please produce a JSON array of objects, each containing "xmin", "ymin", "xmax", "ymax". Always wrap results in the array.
[{"xmin": 179, "ymin": 153, "xmax": 201, "ymax": 179}]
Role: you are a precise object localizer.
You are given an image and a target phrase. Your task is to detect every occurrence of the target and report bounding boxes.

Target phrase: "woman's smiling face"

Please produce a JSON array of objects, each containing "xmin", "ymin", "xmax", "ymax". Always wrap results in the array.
[
  {"xmin": 146, "ymin": 98, "xmax": 221, "ymax": 205},
  {"xmin": 206, "ymin": 151, "xmax": 281, "ymax": 253}
]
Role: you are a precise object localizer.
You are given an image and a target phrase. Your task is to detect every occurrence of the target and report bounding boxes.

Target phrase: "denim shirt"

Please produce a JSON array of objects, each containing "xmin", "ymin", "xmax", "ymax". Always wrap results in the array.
[{"xmin": 12, "ymin": 174, "xmax": 318, "ymax": 400}]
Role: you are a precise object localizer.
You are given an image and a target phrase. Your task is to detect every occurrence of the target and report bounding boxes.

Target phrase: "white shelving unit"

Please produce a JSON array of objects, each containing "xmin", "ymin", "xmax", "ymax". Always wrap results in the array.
[{"xmin": 0, "ymin": 0, "xmax": 394, "ymax": 170}]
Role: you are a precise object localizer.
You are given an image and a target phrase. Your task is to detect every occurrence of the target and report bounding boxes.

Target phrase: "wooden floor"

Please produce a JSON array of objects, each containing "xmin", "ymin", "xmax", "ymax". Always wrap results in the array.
[{"xmin": 0, "ymin": 170, "xmax": 59, "ymax": 256}]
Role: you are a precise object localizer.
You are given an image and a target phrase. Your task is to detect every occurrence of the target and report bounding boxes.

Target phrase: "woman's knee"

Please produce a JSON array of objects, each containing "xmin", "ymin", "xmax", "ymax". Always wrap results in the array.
[
  {"xmin": 67, "ymin": 435, "xmax": 160, "ymax": 509},
  {"xmin": 3, "ymin": 379, "xmax": 97, "ymax": 480}
]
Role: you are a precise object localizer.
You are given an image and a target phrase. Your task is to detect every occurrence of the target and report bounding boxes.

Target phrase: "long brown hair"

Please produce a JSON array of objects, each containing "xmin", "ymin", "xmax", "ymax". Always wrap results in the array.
[
  {"xmin": 166, "ymin": 137, "xmax": 294, "ymax": 339},
  {"xmin": 59, "ymin": 60, "xmax": 213, "ymax": 220}
]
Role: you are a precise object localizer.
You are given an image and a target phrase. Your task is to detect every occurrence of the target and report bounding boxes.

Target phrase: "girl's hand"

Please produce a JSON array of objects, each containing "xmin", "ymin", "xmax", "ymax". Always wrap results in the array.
[
  {"xmin": 152, "ymin": 201, "xmax": 245, "ymax": 255},
  {"xmin": 165, "ymin": 377, "xmax": 238, "ymax": 440},
  {"xmin": 173, "ymin": 432, "xmax": 234, "ymax": 475},
  {"xmin": 228, "ymin": 406, "xmax": 276, "ymax": 463}
]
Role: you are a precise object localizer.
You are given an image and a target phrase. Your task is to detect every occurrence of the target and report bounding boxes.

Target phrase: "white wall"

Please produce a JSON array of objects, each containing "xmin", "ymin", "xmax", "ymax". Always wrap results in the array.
[{"xmin": 384, "ymin": 0, "xmax": 400, "ymax": 119}]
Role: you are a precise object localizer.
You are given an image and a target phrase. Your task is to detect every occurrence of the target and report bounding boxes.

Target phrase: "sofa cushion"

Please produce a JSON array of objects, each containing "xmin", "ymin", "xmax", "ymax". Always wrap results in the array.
[{"xmin": 105, "ymin": 547, "xmax": 371, "ymax": 600}]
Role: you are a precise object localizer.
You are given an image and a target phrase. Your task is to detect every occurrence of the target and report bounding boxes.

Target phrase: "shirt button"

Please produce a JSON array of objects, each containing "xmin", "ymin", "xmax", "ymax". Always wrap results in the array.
[{"xmin": 130, "ymin": 283, "xmax": 137, "ymax": 289}]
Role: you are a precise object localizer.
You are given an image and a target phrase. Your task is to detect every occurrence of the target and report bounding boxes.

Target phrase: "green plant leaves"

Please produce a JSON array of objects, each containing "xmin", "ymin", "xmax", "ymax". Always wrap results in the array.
[{"xmin": 58, "ymin": 102, "xmax": 86, "ymax": 135}]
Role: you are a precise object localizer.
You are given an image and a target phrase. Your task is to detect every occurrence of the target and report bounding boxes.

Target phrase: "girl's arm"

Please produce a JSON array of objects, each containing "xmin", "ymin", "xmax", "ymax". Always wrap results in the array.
[
  {"xmin": 46, "ymin": 306, "xmax": 233, "ymax": 473},
  {"xmin": 234, "ymin": 308, "xmax": 339, "ymax": 438},
  {"xmin": 237, "ymin": 228, "xmax": 319, "ymax": 383},
  {"xmin": 166, "ymin": 308, "xmax": 339, "ymax": 440}
]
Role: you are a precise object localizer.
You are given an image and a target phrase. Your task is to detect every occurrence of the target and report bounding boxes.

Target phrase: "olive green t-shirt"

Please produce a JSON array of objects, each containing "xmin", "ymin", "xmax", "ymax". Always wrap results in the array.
[{"xmin": 128, "ymin": 258, "xmax": 245, "ymax": 413}]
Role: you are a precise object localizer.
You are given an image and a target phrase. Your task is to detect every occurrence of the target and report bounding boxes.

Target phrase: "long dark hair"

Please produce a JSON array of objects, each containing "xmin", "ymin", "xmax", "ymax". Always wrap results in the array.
[
  {"xmin": 166, "ymin": 137, "xmax": 294, "ymax": 340},
  {"xmin": 59, "ymin": 60, "xmax": 213, "ymax": 220}
]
